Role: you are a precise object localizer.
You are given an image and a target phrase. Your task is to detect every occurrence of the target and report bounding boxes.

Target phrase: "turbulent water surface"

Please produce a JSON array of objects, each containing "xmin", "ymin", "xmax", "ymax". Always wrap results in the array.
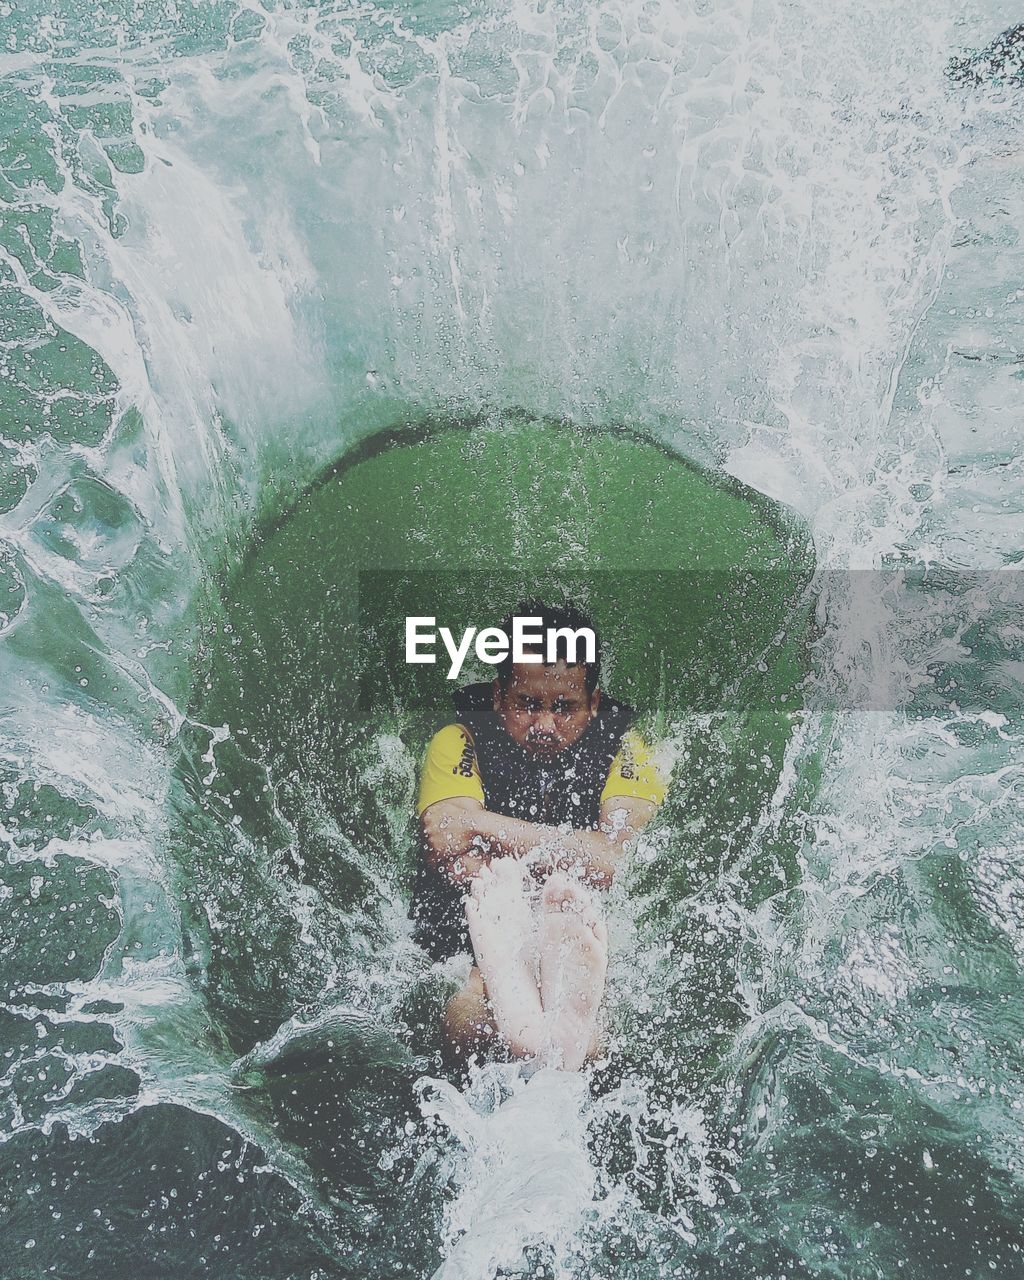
[{"xmin": 1, "ymin": 0, "xmax": 1023, "ymax": 1276}]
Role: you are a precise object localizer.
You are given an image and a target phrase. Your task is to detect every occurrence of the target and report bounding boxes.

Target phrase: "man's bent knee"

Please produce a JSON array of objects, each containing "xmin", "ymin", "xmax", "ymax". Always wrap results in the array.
[
  {"xmin": 441, "ymin": 969, "xmax": 496, "ymax": 1068},
  {"xmin": 441, "ymin": 969, "xmax": 547, "ymax": 1066}
]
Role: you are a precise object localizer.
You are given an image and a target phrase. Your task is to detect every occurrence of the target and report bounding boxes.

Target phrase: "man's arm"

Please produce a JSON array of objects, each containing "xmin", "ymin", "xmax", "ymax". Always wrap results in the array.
[
  {"xmin": 419, "ymin": 796, "xmax": 491, "ymax": 885},
  {"xmin": 552, "ymin": 795, "xmax": 658, "ymax": 887},
  {"xmin": 420, "ymin": 794, "xmax": 657, "ymax": 889}
]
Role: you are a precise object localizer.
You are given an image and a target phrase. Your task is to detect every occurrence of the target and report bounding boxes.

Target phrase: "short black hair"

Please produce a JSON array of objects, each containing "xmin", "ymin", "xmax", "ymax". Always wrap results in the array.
[{"xmin": 495, "ymin": 600, "xmax": 601, "ymax": 694}]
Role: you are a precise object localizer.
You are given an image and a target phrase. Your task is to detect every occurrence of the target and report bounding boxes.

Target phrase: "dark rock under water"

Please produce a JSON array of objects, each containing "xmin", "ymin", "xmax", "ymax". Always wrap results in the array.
[{"xmin": 949, "ymin": 24, "xmax": 1024, "ymax": 85}]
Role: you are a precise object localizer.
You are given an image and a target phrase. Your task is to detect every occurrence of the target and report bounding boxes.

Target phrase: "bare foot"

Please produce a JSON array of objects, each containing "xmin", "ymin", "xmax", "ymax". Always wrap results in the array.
[
  {"xmin": 538, "ymin": 874, "xmax": 608, "ymax": 1072},
  {"xmin": 466, "ymin": 860, "xmax": 544, "ymax": 1058}
]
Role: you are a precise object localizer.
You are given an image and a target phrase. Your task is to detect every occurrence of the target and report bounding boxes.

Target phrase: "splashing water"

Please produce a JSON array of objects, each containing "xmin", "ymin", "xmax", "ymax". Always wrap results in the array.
[
  {"xmin": 419, "ymin": 1066, "xmax": 597, "ymax": 1280},
  {"xmin": 1, "ymin": 0, "xmax": 1023, "ymax": 1275}
]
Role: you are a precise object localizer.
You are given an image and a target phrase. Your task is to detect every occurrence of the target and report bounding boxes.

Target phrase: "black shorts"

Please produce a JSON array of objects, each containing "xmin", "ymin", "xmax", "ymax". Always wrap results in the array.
[{"xmin": 411, "ymin": 862, "xmax": 472, "ymax": 963}]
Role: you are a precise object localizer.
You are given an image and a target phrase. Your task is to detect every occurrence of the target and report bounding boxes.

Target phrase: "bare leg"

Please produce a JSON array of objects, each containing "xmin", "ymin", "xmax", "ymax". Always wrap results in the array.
[
  {"xmin": 465, "ymin": 860, "xmax": 545, "ymax": 1059},
  {"xmin": 538, "ymin": 874, "xmax": 608, "ymax": 1072},
  {"xmin": 440, "ymin": 967, "xmax": 499, "ymax": 1070}
]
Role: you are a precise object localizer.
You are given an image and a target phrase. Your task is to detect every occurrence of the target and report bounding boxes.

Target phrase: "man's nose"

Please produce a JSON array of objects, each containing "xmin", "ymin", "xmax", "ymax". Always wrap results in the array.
[{"xmin": 533, "ymin": 712, "xmax": 557, "ymax": 736}]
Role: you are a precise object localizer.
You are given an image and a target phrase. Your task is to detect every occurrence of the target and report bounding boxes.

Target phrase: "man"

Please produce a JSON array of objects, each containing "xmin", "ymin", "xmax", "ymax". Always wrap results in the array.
[{"xmin": 412, "ymin": 602, "xmax": 666, "ymax": 1072}]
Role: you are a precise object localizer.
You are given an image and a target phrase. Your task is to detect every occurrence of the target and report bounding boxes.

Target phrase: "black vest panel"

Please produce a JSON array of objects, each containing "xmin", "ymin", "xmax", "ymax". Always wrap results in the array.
[
  {"xmin": 411, "ymin": 683, "xmax": 634, "ymax": 962},
  {"xmin": 451, "ymin": 682, "xmax": 633, "ymax": 829}
]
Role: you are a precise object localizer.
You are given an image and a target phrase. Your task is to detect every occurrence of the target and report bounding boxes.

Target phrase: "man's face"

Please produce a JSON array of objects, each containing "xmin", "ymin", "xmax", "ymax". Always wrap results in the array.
[{"xmin": 493, "ymin": 660, "xmax": 600, "ymax": 758}]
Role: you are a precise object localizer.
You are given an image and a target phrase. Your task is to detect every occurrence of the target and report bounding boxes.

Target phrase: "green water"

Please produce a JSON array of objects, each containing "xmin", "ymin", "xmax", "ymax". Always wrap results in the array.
[
  {"xmin": 205, "ymin": 416, "xmax": 812, "ymax": 790},
  {"xmin": 2, "ymin": 0, "xmax": 1024, "ymax": 1276},
  {"xmin": 161, "ymin": 416, "xmax": 815, "ymax": 1273}
]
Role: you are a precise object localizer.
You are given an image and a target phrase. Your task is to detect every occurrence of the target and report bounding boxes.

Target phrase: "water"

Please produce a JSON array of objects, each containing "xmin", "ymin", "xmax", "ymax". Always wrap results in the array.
[{"xmin": 1, "ymin": 0, "xmax": 1022, "ymax": 1275}]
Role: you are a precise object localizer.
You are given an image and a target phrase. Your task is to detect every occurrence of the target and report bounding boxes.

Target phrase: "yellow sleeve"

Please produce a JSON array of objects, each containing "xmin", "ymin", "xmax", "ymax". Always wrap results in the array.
[
  {"xmin": 417, "ymin": 724, "xmax": 485, "ymax": 815},
  {"xmin": 601, "ymin": 729, "xmax": 668, "ymax": 808}
]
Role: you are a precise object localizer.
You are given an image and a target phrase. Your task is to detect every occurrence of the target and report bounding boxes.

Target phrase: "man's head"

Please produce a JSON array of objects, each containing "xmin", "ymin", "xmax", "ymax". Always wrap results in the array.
[{"xmin": 492, "ymin": 601, "xmax": 601, "ymax": 758}]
